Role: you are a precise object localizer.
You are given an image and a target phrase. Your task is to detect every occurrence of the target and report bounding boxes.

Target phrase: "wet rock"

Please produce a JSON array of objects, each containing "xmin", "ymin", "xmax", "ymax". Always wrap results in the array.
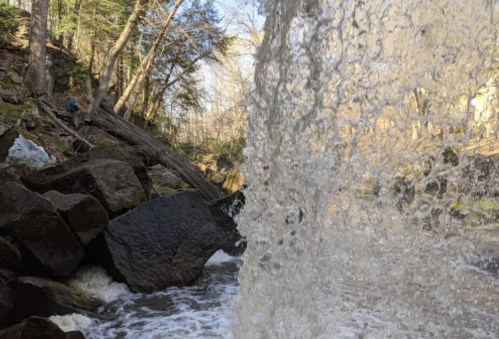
[
  {"xmin": 97, "ymin": 191, "xmax": 226, "ymax": 293},
  {"xmin": 206, "ymin": 168, "xmax": 226, "ymax": 186},
  {"xmin": 0, "ymin": 316, "xmax": 69, "ymax": 339},
  {"xmin": 6, "ymin": 277, "xmax": 103, "ymax": 325},
  {"xmin": 24, "ymin": 147, "xmax": 152, "ymax": 202},
  {"xmin": 424, "ymin": 176, "xmax": 447, "ymax": 197},
  {"xmin": 222, "ymin": 170, "xmax": 244, "ymax": 194},
  {"xmin": 217, "ymin": 154, "xmax": 234, "ymax": 171},
  {"xmin": 0, "ymin": 182, "xmax": 84, "ymax": 277},
  {"xmin": 22, "ymin": 159, "xmax": 147, "ymax": 218},
  {"xmin": 66, "ymin": 332, "xmax": 86, "ymax": 339},
  {"xmin": 208, "ymin": 191, "xmax": 246, "ymax": 256},
  {"xmin": 0, "ymin": 237, "xmax": 21, "ymax": 271},
  {"xmin": 462, "ymin": 155, "xmax": 499, "ymax": 198},
  {"xmin": 43, "ymin": 191, "xmax": 108, "ymax": 246}
]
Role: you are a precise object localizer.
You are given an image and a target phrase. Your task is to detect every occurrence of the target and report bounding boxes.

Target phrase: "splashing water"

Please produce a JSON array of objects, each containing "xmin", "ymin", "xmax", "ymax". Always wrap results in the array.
[{"xmin": 235, "ymin": 1, "xmax": 499, "ymax": 338}]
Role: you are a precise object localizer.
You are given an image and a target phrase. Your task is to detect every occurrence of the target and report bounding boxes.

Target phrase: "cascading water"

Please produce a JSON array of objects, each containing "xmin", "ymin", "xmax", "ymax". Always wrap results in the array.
[{"xmin": 235, "ymin": 1, "xmax": 499, "ymax": 338}]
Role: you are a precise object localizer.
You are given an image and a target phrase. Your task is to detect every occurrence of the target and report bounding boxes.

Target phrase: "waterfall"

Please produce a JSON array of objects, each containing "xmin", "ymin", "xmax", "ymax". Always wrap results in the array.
[{"xmin": 236, "ymin": 1, "xmax": 499, "ymax": 338}]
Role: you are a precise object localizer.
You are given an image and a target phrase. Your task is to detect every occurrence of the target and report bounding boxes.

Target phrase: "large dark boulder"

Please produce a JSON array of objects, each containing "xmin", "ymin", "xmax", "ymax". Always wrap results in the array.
[
  {"xmin": 208, "ymin": 191, "xmax": 246, "ymax": 256},
  {"xmin": 0, "ymin": 317, "xmax": 68, "ymax": 339},
  {"xmin": 0, "ymin": 171, "xmax": 20, "ymax": 187},
  {"xmin": 96, "ymin": 191, "xmax": 226, "ymax": 293},
  {"xmin": 0, "ymin": 237, "xmax": 21, "ymax": 271},
  {"xmin": 66, "ymin": 332, "xmax": 86, "ymax": 339},
  {"xmin": 22, "ymin": 159, "xmax": 147, "ymax": 218},
  {"xmin": 43, "ymin": 191, "xmax": 108, "ymax": 246},
  {"xmin": 0, "ymin": 286, "xmax": 16, "ymax": 328},
  {"xmin": 24, "ymin": 147, "xmax": 152, "ymax": 200},
  {"xmin": 0, "ymin": 182, "xmax": 84, "ymax": 277},
  {"xmin": 6, "ymin": 277, "xmax": 103, "ymax": 326}
]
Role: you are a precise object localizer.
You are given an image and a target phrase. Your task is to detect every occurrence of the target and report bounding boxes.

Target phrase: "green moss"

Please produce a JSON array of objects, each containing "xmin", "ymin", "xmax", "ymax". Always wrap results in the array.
[
  {"xmin": 451, "ymin": 197, "xmax": 499, "ymax": 226},
  {"xmin": 0, "ymin": 102, "xmax": 24, "ymax": 124},
  {"xmin": 0, "ymin": 129, "xmax": 18, "ymax": 162},
  {"xmin": 38, "ymin": 133, "xmax": 69, "ymax": 159},
  {"xmin": 20, "ymin": 97, "xmax": 37, "ymax": 110},
  {"xmin": 0, "ymin": 80, "xmax": 14, "ymax": 90}
]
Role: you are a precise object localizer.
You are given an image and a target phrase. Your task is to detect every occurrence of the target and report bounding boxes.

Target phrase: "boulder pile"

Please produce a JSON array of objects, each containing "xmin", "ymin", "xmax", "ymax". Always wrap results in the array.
[{"xmin": 0, "ymin": 145, "xmax": 245, "ymax": 337}]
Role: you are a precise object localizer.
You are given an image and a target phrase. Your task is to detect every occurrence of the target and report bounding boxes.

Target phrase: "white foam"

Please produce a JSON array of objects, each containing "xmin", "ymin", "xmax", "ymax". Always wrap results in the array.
[
  {"xmin": 85, "ymin": 259, "xmax": 240, "ymax": 339},
  {"xmin": 206, "ymin": 250, "xmax": 237, "ymax": 266},
  {"xmin": 69, "ymin": 266, "xmax": 131, "ymax": 303},
  {"xmin": 49, "ymin": 313, "xmax": 93, "ymax": 333}
]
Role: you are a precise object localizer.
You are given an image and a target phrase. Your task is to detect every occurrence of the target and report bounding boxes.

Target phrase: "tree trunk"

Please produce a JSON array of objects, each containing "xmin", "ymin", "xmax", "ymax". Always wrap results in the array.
[
  {"xmin": 66, "ymin": 0, "xmax": 82, "ymax": 52},
  {"xmin": 90, "ymin": 107, "xmax": 222, "ymax": 201},
  {"xmin": 24, "ymin": 0, "xmax": 49, "ymax": 93},
  {"xmin": 90, "ymin": 0, "xmax": 151, "ymax": 112},
  {"xmin": 114, "ymin": 0, "xmax": 185, "ymax": 114}
]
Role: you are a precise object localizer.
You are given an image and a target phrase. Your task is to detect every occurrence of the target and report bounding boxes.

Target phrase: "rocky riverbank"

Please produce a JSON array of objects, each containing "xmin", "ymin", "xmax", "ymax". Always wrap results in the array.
[{"xmin": 0, "ymin": 66, "xmax": 245, "ymax": 338}]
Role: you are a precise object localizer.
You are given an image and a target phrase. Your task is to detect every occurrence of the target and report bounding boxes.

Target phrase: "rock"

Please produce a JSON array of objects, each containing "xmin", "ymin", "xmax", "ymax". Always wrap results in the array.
[
  {"xmin": 0, "ymin": 316, "xmax": 69, "ymax": 339},
  {"xmin": 424, "ymin": 176, "xmax": 447, "ymax": 197},
  {"xmin": 22, "ymin": 159, "xmax": 147, "ymax": 218},
  {"xmin": 25, "ymin": 147, "xmax": 152, "ymax": 201},
  {"xmin": 0, "ymin": 237, "xmax": 21, "ymax": 271},
  {"xmin": 43, "ymin": 191, "xmax": 108, "ymax": 246},
  {"xmin": 0, "ymin": 131, "xmax": 56, "ymax": 170},
  {"xmin": 97, "ymin": 191, "xmax": 226, "ymax": 293},
  {"xmin": 72, "ymin": 140, "xmax": 91, "ymax": 154},
  {"xmin": 461, "ymin": 155, "xmax": 499, "ymax": 197},
  {"xmin": 0, "ymin": 182, "xmax": 84, "ymax": 277},
  {"xmin": 66, "ymin": 332, "xmax": 86, "ymax": 339},
  {"xmin": 0, "ymin": 170, "xmax": 20, "ymax": 186},
  {"xmin": 0, "ymin": 125, "xmax": 9, "ymax": 138},
  {"xmin": 217, "ymin": 154, "xmax": 234, "ymax": 171},
  {"xmin": 0, "ymin": 81, "xmax": 19, "ymax": 104},
  {"xmin": 0, "ymin": 103, "xmax": 24, "ymax": 127},
  {"xmin": 8, "ymin": 71, "xmax": 22, "ymax": 86},
  {"xmin": 6, "ymin": 277, "xmax": 103, "ymax": 325},
  {"xmin": 148, "ymin": 166, "xmax": 185, "ymax": 191},
  {"xmin": 208, "ymin": 191, "xmax": 246, "ymax": 256},
  {"xmin": 222, "ymin": 170, "xmax": 244, "ymax": 194},
  {"xmin": 206, "ymin": 168, "xmax": 226, "ymax": 186},
  {"xmin": 0, "ymin": 286, "xmax": 16, "ymax": 327}
]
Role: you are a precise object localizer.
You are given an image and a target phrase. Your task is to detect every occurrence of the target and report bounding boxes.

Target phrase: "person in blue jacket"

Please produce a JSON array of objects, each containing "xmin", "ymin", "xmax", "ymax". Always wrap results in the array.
[{"xmin": 66, "ymin": 96, "xmax": 80, "ymax": 129}]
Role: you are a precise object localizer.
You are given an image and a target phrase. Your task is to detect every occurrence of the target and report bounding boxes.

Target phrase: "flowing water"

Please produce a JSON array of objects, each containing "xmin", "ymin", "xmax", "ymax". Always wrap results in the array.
[
  {"xmin": 234, "ymin": 0, "xmax": 499, "ymax": 338},
  {"xmin": 54, "ymin": 1, "xmax": 499, "ymax": 338},
  {"xmin": 52, "ymin": 252, "xmax": 239, "ymax": 338}
]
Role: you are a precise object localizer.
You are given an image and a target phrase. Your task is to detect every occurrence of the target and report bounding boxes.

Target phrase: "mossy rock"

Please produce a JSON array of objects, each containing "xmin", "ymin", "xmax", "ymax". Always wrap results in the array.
[
  {"xmin": 0, "ymin": 102, "xmax": 24, "ymax": 125},
  {"xmin": 206, "ymin": 168, "xmax": 226, "ymax": 186},
  {"xmin": 0, "ymin": 80, "xmax": 14, "ymax": 90},
  {"xmin": 37, "ymin": 133, "xmax": 69, "ymax": 160},
  {"xmin": 450, "ymin": 198, "xmax": 499, "ymax": 226},
  {"xmin": 85, "ymin": 128, "xmax": 122, "ymax": 148},
  {"xmin": 9, "ymin": 69, "xmax": 22, "ymax": 85},
  {"xmin": 20, "ymin": 97, "xmax": 39, "ymax": 117},
  {"xmin": 222, "ymin": 170, "xmax": 244, "ymax": 194},
  {"xmin": 0, "ymin": 129, "xmax": 19, "ymax": 163}
]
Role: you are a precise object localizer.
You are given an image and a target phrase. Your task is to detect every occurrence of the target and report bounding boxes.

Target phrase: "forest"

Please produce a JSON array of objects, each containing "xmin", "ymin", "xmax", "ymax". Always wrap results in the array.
[{"xmin": 0, "ymin": 0, "xmax": 262, "ymax": 164}]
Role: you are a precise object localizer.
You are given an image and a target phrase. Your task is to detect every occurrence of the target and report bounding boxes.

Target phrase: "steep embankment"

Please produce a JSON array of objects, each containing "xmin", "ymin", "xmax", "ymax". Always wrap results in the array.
[{"xmin": 0, "ymin": 49, "xmax": 245, "ymax": 339}]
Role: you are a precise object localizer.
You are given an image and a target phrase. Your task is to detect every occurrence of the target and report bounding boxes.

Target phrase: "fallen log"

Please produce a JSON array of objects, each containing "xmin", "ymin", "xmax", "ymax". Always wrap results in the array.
[
  {"xmin": 89, "ymin": 107, "xmax": 222, "ymax": 201},
  {"xmin": 39, "ymin": 102, "xmax": 96, "ymax": 150}
]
